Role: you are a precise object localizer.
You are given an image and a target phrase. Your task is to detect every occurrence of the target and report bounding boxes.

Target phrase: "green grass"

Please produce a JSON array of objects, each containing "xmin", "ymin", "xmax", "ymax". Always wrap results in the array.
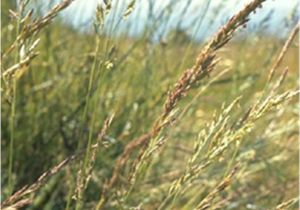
[{"xmin": 1, "ymin": 0, "xmax": 299, "ymax": 209}]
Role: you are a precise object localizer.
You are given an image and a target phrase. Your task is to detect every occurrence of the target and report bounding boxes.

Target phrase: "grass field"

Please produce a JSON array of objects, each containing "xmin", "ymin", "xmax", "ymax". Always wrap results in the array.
[{"xmin": 1, "ymin": 0, "xmax": 299, "ymax": 209}]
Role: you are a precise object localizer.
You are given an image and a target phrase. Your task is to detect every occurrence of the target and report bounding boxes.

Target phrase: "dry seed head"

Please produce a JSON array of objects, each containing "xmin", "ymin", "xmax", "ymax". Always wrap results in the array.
[
  {"xmin": 103, "ymin": 0, "xmax": 112, "ymax": 12},
  {"xmin": 95, "ymin": 5, "xmax": 105, "ymax": 28},
  {"xmin": 3, "ymin": 0, "xmax": 75, "ymax": 57},
  {"xmin": 123, "ymin": 0, "xmax": 136, "ymax": 19},
  {"xmin": 106, "ymin": 0, "xmax": 269, "ymax": 202},
  {"xmin": 168, "ymin": 99, "xmax": 240, "ymax": 197},
  {"xmin": 74, "ymin": 115, "xmax": 114, "ymax": 202},
  {"xmin": 3, "ymin": 52, "xmax": 39, "ymax": 79},
  {"xmin": 196, "ymin": 167, "xmax": 238, "ymax": 210},
  {"xmin": 275, "ymin": 197, "xmax": 298, "ymax": 210},
  {"xmin": 9, "ymin": 9, "xmax": 19, "ymax": 19},
  {"xmin": 1, "ymin": 154, "xmax": 77, "ymax": 208},
  {"xmin": 20, "ymin": 9, "xmax": 33, "ymax": 25}
]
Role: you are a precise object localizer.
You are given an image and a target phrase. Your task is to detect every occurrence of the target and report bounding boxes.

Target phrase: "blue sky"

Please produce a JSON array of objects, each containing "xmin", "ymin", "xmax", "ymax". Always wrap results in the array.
[{"xmin": 54, "ymin": 0, "xmax": 299, "ymax": 40}]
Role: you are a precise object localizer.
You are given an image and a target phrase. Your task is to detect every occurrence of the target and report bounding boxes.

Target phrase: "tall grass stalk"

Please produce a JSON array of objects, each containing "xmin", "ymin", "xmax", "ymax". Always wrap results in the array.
[{"xmin": 8, "ymin": 0, "xmax": 23, "ymax": 196}]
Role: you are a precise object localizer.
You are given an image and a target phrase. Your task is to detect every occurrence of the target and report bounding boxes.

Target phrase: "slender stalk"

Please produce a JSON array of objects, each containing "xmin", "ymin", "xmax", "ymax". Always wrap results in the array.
[
  {"xmin": 8, "ymin": 1, "xmax": 22, "ymax": 195},
  {"xmin": 76, "ymin": 37, "xmax": 101, "ymax": 151},
  {"xmin": 267, "ymin": 22, "xmax": 299, "ymax": 82},
  {"xmin": 8, "ymin": 78, "xmax": 17, "ymax": 196}
]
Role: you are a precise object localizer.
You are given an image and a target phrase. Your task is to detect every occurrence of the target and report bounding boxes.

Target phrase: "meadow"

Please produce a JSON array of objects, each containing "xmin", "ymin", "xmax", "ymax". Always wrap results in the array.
[{"xmin": 1, "ymin": 0, "xmax": 299, "ymax": 209}]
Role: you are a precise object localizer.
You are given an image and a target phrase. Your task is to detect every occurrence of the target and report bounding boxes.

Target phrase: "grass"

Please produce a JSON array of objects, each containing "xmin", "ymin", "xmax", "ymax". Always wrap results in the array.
[{"xmin": 1, "ymin": 0, "xmax": 299, "ymax": 209}]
